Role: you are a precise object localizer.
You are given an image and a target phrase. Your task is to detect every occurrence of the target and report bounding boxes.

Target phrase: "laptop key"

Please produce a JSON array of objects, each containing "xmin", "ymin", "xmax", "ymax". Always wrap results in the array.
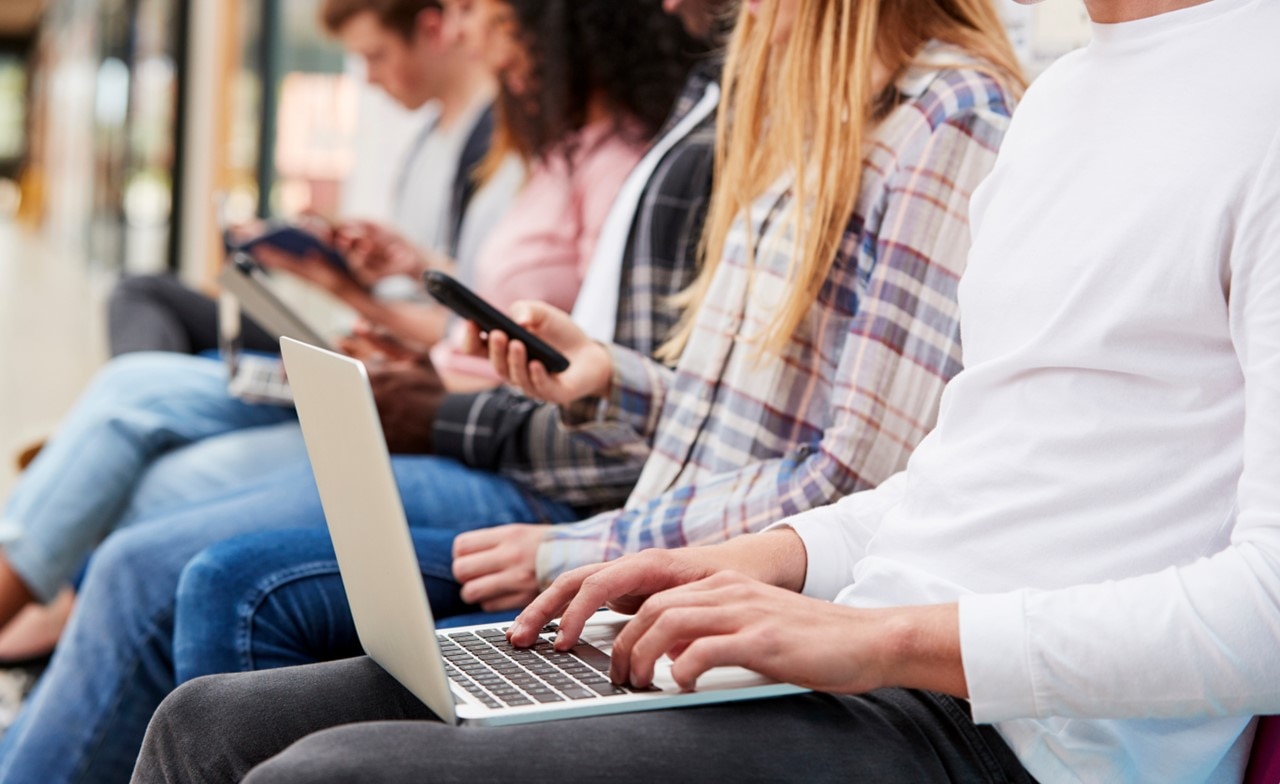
[
  {"xmin": 530, "ymin": 692, "xmax": 566, "ymax": 703},
  {"xmin": 559, "ymin": 686, "xmax": 595, "ymax": 700},
  {"xmin": 586, "ymin": 681, "xmax": 628, "ymax": 696},
  {"xmin": 569, "ymin": 643, "xmax": 612, "ymax": 672}
]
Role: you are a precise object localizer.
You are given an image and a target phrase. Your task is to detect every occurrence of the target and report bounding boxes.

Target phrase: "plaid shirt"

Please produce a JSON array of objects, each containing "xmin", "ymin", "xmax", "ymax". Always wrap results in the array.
[
  {"xmin": 536, "ymin": 61, "xmax": 1015, "ymax": 583},
  {"xmin": 431, "ymin": 63, "xmax": 720, "ymax": 511}
]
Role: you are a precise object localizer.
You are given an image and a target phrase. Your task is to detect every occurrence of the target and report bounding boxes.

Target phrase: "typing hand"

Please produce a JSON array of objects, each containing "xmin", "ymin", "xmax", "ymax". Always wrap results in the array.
[
  {"xmin": 605, "ymin": 572, "xmax": 909, "ymax": 693},
  {"xmin": 466, "ymin": 301, "xmax": 613, "ymax": 406},
  {"xmin": 507, "ymin": 549, "xmax": 719, "ymax": 650},
  {"xmin": 452, "ymin": 524, "xmax": 549, "ymax": 612}
]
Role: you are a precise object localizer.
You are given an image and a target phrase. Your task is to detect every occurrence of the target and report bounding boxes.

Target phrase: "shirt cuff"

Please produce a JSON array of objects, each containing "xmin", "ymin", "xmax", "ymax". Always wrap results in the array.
[
  {"xmin": 770, "ymin": 508, "xmax": 858, "ymax": 601},
  {"xmin": 959, "ymin": 590, "xmax": 1039, "ymax": 724},
  {"xmin": 561, "ymin": 345, "xmax": 666, "ymax": 443},
  {"xmin": 535, "ymin": 525, "xmax": 612, "ymax": 589}
]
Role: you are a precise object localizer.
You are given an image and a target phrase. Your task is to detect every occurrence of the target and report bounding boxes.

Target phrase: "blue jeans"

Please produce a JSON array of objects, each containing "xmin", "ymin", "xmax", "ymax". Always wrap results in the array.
[
  {"xmin": 0, "ymin": 456, "xmax": 578, "ymax": 784},
  {"xmin": 0, "ymin": 353, "xmax": 302, "ymax": 601},
  {"xmin": 173, "ymin": 528, "xmax": 519, "ymax": 682}
]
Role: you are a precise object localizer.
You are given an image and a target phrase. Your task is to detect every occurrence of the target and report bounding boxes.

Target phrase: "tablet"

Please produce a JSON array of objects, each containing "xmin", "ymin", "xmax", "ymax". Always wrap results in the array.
[
  {"xmin": 217, "ymin": 256, "xmax": 334, "ymax": 350},
  {"xmin": 236, "ymin": 224, "xmax": 350, "ymax": 276}
]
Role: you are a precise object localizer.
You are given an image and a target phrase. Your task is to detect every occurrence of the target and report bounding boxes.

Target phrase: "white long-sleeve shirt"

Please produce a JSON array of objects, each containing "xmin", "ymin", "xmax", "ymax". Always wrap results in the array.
[{"xmin": 783, "ymin": 1, "xmax": 1280, "ymax": 781}]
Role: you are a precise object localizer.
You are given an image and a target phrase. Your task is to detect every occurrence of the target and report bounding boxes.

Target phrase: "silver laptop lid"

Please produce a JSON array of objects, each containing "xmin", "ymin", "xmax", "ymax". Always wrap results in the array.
[
  {"xmin": 219, "ymin": 258, "xmax": 333, "ymax": 350},
  {"xmin": 280, "ymin": 337, "xmax": 457, "ymax": 724}
]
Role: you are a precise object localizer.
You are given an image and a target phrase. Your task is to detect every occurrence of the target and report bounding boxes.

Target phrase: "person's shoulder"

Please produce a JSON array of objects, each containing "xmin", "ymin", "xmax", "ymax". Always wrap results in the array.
[
  {"xmin": 572, "ymin": 122, "xmax": 648, "ymax": 183},
  {"xmin": 896, "ymin": 46, "xmax": 1019, "ymax": 133}
]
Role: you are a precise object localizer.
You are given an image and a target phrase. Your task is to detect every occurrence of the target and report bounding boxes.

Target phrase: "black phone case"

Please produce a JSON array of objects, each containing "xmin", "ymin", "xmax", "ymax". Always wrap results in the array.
[{"xmin": 423, "ymin": 272, "xmax": 571, "ymax": 374}]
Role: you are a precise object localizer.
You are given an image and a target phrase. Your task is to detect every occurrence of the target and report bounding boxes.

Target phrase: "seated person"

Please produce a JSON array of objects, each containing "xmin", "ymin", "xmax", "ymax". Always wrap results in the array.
[
  {"xmin": 137, "ymin": 0, "xmax": 1280, "ymax": 781},
  {"xmin": 4, "ymin": 0, "xmax": 1020, "ymax": 780},
  {"xmin": 0, "ymin": 2, "xmax": 703, "ymax": 781},
  {"xmin": 108, "ymin": 0, "xmax": 504, "ymax": 359},
  {"xmin": 0, "ymin": 0, "xmax": 691, "ymax": 692}
]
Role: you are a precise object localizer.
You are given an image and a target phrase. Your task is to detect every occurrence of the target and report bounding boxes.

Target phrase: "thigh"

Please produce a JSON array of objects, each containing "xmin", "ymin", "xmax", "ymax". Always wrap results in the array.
[
  {"xmin": 109, "ymin": 275, "xmax": 277, "ymax": 356},
  {"xmin": 121, "ymin": 423, "xmax": 309, "ymax": 526},
  {"xmin": 393, "ymin": 456, "xmax": 581, "ymax": 532},
  {"xmin": 174, "ymin": 528, "xmax": 493, "ymax": 681},
  {"xmin": 246, "ymin": 688, "xmax": 1035, "ymax": 784},
  {"xmin": 136, "ymin": 657, "xmax": 437, "ymax": 784}
]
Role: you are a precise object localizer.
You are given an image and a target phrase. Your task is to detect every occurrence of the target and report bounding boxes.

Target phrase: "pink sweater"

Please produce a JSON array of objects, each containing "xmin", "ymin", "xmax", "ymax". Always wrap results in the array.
[{"xmin": 433, "ymin": 120, "xmax": 647, "ymax": 381}]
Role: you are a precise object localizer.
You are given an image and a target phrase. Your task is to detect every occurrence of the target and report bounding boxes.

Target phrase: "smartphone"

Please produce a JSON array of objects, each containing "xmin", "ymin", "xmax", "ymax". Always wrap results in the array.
[
  {"xmin": 237, "ymin": 224, "xmax": 350, "ymax": 276},
  {"xmin": 423, "ymin": 271, "xmax": 571, "ymax": 374}
]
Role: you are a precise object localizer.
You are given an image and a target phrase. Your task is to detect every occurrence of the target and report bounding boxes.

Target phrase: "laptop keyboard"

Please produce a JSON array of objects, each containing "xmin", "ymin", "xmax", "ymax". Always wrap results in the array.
[
  {"xmin": 438, "ymin": 624, "xmax": 640, "ymax": 709},
  {"xmin": 228, "ymin": 356, "xmax": 294, "ymax": 406}
]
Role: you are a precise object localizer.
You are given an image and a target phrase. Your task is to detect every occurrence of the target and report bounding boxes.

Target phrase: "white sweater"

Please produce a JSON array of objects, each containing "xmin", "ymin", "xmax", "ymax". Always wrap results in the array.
[{"xmin": 784, "ymin": 1, "xmax": 1280, "ymax": 780}]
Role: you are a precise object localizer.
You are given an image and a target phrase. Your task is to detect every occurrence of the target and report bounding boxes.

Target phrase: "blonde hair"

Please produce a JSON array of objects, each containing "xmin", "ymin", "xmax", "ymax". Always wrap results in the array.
[{"xmin": 657, "ymin": 0, "xmax": 1025, "ymax": 361}]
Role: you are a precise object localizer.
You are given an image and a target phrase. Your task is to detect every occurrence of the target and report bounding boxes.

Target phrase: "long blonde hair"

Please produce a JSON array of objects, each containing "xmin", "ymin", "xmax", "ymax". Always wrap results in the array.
[{"xmin": 657, "ymin": 0, "xmax": 1025, "ymax": 361}]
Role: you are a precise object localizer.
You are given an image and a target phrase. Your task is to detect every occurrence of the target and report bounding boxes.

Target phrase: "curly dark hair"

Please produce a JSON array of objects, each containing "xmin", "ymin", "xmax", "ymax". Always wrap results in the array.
[{"xmin": 497, "ymin": 0, "xmax": 707, "ymax": 163}]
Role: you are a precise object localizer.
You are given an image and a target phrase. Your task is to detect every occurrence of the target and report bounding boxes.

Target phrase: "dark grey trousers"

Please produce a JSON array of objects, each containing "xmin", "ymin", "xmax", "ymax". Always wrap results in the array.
[
  {"xmin": 132, "ymin": 656, "xmax": 1036, "ymax": 784},
  {"xmin": 108, "ymin": 274, "xmax": 279, "ymax": 358}
]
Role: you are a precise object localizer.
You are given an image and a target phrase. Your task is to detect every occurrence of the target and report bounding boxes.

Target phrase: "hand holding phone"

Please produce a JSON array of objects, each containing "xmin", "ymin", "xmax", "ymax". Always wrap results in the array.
[{"xmin": 424, "ymin": 272, "xmax": 613, "ymax": 404}]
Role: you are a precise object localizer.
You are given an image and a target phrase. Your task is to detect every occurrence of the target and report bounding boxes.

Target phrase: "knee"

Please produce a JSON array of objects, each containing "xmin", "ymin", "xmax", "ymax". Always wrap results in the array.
[
  {"xmin": 110, "ymin": 274, "xmax": 175, "ymax": 306},
  {"xmin": 84, "ymin": 529, "xmax": 153, "ymax": 597},
  {"xmin": 176, "ymin": 540, "xmax": 256, "ymax": 614},
  {"xmin": 137, "ymin": 675, "xmax": 255, "ymax": 781},
  {"xmin": 178, "ymin": 533, "xmax": 319, "ymax": 612},
  {"xmin": 151, "ymin": 675, "xmax": 237, "ymax": 742}
]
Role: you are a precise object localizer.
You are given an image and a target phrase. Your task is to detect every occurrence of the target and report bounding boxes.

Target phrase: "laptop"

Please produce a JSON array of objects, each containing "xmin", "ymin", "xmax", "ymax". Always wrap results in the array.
[
  {"xmin": 279, "ymin": 337, "xmax": 808, "ymax": 726},
  {"xmin": 218, "ymin": 256, "xmax": 333, "ymax": 406}
]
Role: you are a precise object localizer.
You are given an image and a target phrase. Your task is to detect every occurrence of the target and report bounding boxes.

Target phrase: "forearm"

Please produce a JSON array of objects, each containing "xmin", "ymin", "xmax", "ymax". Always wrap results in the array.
[{"xmin": 698, "ymin": 528, "xmax": 810, "ymax": 593}]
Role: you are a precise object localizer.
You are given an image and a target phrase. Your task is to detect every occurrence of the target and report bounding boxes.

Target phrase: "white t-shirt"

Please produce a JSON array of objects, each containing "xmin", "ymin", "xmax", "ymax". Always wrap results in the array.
[
  {"xmin": 391, "ymin": 102, "xmax": 469, "ymax": 255},
  {"xmin": 783, "ymin": 1, "xmax": 1280, "ymax": 780}
]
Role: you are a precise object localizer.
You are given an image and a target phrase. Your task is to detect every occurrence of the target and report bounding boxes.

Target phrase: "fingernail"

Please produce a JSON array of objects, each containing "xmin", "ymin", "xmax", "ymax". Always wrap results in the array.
[{"xmin": 554, "ymin": 631, "xmax": 566, "ymax": 648}]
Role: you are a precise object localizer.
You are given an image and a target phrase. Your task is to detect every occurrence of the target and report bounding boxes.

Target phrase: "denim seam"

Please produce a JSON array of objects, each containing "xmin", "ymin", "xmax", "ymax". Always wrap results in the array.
[
  {"xmin": 234, "ymin": 561, "xmax": 347, "ymax": 674},
  {"xmin": 930, "ymin": 692, "xmax": 1016, "ymax": 783}
]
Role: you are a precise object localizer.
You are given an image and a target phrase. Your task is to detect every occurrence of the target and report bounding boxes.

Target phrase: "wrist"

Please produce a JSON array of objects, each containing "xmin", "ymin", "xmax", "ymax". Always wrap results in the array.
[
  {"xmin": 873, "ymin": 604, "xmax": 967, "ymax": 698},
  {"xmin": 706, "ymin": 528, "xmax": 808, "ymax": 591},
  {"xmin": 587, "ymin": 341, "xmax": 615, "ymax": 399}
]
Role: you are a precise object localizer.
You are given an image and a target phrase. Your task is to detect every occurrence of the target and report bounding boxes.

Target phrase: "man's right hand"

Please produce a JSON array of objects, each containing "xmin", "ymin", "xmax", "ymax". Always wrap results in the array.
[
  {"xmin": 507, "ymin": 528, "xmax": 810, "ymax": 651},
  {"xmin": 507, "ymin": 549, "xmax": 720, "ymax": 650}
]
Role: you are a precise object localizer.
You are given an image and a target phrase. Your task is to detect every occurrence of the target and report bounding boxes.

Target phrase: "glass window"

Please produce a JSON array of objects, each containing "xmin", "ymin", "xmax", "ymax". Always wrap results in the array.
[{"xmin": 269, "ymin": 0, "xmax": 352, "ymax": 218}]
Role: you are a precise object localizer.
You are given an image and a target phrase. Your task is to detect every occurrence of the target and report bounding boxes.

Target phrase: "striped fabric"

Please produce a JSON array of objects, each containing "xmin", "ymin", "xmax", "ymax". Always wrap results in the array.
[{"xmin": 536, "ymin": 59, "xmax": 1015, "ymax": 584}]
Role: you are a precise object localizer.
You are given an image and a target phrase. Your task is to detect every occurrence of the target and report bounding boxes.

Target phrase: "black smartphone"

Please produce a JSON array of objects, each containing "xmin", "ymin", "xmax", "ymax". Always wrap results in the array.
[
  {"xmin": 423, "ymin": 271, "xmax": 571, "ymax": 374},
  {"xmin": 237, "ymin": 225, "xmax": 350, "ymax": 276}
]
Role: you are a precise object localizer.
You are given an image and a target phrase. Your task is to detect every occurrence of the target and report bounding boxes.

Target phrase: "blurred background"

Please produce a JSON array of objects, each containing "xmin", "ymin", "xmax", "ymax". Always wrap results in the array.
[{"xmin": 0, "ymin": 0, "xmax": 1091, "ymax": 497}]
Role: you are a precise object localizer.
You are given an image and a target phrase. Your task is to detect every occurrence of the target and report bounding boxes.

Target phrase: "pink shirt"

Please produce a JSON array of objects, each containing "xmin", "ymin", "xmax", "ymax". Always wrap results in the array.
[{"xmin": 433, "ymin": 121, "xmax": 647, "ymax": 381}]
